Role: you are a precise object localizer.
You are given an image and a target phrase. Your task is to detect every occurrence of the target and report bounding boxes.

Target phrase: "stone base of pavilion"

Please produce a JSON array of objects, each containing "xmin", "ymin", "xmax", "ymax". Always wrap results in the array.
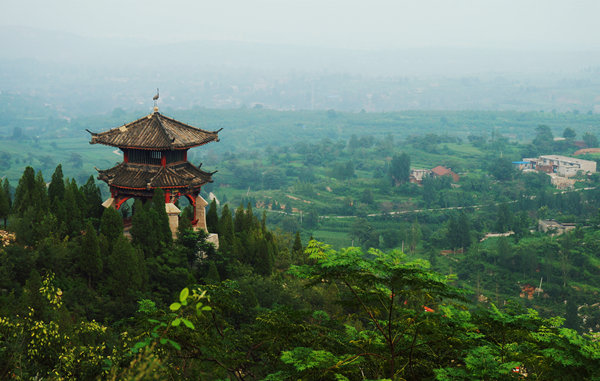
[{"xmin": 103, "ymin": 196, "xmax": 219, "ymax": 249}]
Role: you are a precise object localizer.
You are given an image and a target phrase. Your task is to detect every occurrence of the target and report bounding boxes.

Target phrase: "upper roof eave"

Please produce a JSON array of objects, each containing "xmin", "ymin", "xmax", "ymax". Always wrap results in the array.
[{"xmin": 88, "ymin": 111, "xmax": 220, "ymax": 149}]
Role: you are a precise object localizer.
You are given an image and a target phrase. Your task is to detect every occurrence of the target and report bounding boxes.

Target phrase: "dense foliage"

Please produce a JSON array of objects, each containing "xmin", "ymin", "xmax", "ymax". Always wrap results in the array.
[{"xmin": 0, "ymin": 161, "xmax": 600, "ymax": 379}]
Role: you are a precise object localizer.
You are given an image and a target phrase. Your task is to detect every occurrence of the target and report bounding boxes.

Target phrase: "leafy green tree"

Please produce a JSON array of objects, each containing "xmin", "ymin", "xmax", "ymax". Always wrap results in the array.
[
  {"xmin": 390, "ymin": 152, "xmax": 410, "ymax": 185},
  {"xmin": 495, "ymin": 203, "xmax": 512, "ymax": 232},
  {"xmin": 285, "ymin": 241, "xmax": 465, "ymax": 380},
  {"xmin": 447, "ymin": 212, "xmax": 471, "ymax": 250},
  {"xmin": 303, "ymin": 205, "xmax": 319, "ymax": 229},
  {"xmin": 583, "ymin": 132, "xmax": 599, "ymax": 148},
  {"xmin": 563, "ymin": 127, "xmax": 576, "ymax": 139},
  {"xmin": 381, "ymin": 228, "xmax": 401, "ymax": 249},
  {"xmin": 359, "ymin": 188, "xmax": 374, "ymax": 204},
  {"xmin": 532, "ymin": 124, "xmax": 554, "ymax": 154},
  {"xmin": 489, "ymin": 157, "xmax": 514, "ymax": 181}
]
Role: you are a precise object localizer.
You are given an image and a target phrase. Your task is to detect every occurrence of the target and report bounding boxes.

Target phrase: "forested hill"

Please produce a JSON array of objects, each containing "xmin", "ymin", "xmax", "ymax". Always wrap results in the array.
[{"xmin": 0, "ymin": 163, "xmax": 600, "ymax": 379}]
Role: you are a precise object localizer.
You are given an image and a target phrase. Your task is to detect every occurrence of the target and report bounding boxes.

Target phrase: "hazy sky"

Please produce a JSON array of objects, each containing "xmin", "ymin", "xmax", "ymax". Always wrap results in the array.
[{"xmin": 2, "ymin": 0, "xmax": 599, "ymax": 50}]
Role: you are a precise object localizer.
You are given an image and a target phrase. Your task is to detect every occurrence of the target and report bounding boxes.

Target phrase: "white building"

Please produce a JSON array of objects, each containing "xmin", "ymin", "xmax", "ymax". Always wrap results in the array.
[{"xmin": 538, "ymin": 155, "xmax": 596, "ymax": 177}]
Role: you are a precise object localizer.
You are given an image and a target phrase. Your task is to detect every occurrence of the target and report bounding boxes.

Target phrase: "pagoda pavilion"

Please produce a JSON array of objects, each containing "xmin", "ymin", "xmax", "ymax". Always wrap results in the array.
[{"xmin": 88, "ymin": 105, "xmax": 220, "ymax": 237}]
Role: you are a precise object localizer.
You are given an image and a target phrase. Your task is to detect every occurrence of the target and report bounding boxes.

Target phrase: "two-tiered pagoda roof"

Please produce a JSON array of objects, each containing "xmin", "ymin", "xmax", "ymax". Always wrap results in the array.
[{"xmin": 90, "ymin": 109, "xmax": 220, "ymax": 192}]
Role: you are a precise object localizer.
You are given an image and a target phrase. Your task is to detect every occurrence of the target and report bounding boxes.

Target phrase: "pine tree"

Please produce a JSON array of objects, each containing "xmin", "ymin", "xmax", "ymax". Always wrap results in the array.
[
  {"xmin": 150, "ymin": 188, "xmax": 172, "ymax": 247},
  {"xmin": 2, "ymin": 178, "xmax": 11, "ymax": 210},
  {"xmin": 99, "ymin": 206, "xmax": 123, "ymax": 247},
  {"xmin": 34, "ymin": 171, "xmax": 49, "ymax": 213},
  {"xmin": 245, "ymin": 203, "xmax": 255, "ymax": 230},
  {"xmin": 80, "ymin": 221, "xmax": 102, "ymax": 288},
  {"xmin": 80, "ymin": 175, "xmax": 103, "ymax": 223},
  {"xmin": 205, "ymin": 261, "xmax": 221, "ymax": 283},
  {"xmin": 13, "ymin": 166, "xmax": 36, "ymax": 216},
  {"xmin": 63, "ymin": 183, "xmax": 83, "ymax": 236},
  {"xmin": 131, "ymin": 200, "xmax": 157, "ymax": 257},
  {"xmin": 292, "ymin": 231, "xmax": 303, "ymax": 263},
  {"xmin": 0, "ymin": 182, "xmax": 9, "ymax": 228},
  {"xmin": 48, "ymin": 164, "xmax": 65, "ymax": 204},
  {"xmin": 255, "ymin": 237, "xmax": 273, "ymax": 276},
  {"xmin": 105, "ymin": 235, "xmax": 145, "ymax": 297},
  {"xmin": 206, "ymin": 199, "xmax": 219, "ymax": 233},
  {"xmin": 234, "ymin": 204, "xmax": 246, "ymax": 233},
  {"xmin": 219, "ymin": 205, "xmax": 234, "ymax": 244}
]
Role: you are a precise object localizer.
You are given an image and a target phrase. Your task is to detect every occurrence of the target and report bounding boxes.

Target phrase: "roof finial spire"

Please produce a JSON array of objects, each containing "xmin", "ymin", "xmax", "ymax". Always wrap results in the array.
[{"xmin": 153, "ymin": 88, "xmax": 159, "ymax": 113}]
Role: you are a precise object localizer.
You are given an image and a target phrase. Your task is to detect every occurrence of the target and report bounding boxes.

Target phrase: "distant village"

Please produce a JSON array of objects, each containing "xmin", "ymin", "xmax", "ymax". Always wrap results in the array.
[
  {"xmin": 409, "ymin": 154, "xmax": 596, "ymax": 191},
  {"xmin": 512, "ymin": 154, "xmax": 596, "ymax": 189}
]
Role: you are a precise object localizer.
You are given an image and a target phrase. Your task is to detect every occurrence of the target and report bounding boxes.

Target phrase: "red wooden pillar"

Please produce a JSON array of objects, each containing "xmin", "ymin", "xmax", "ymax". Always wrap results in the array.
[
  {"xmin": 161, "ymin": 154, "xmax": 166, "ymax": 167},
  {"xmin": 123, "ymin": 150, "xmax": 129, "ymax": 163},
  {"xmin": 187, "ymin": 193, "xmax": 198, "ymax": 225},
  {"xmin": 165, "ymin": 189, "xmax": 171, "ymax": 204}
]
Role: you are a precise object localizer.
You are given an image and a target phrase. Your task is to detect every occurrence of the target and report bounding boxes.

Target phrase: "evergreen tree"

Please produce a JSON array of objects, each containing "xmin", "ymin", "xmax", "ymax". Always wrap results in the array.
[
  {"xmin": 63, "ymin": 182, "xmax": 83, "ymax": 236},
  {"xmin": 150, "ymin": 188, "xmax": 172, "ymax": 247},
  {"xmin": 80, "ymin": 175, "xmax": 104, "ymax": 223},
  {"xmin": 48, "ymin": 164, "xmax": 65, "ymax": 204},
  {"xmin": 205, "ymin": 261, "xmax": 221, "ymax": 283},
  {"xmin": 80, "ymin": 221, "xmax": 102, "ymax": 288},
  {"xmin": 255, "ymin": 237, "xmax": 273, "ymax": 276},
  {"xmin": 234, "ymin": 204, "xmax": 246, "ymax": 233},
  {"xmin": 218, "ymin": 204, "xmax": 234, "ymax": 247},
  {"xmin": 99, "ymin": 206, "xmax": 123, "ymax": 246},
  {"xmin": 13, "ymin": 166, "xmax": 37, "ymax": 216},
  {"xmin": 0, "ymin": 181, "xmax": 9, "ymax": 228},
  {"xmin": 131, "ymin": 200, "xmax": 159, "ymax": 257},
  {"xmin": 34, "ymin": 170, "xmax": 49, "ymax": 213},
  {"xmin": 206, "ymin": 199, "xmax": 219, "ymax": 233},
  {"xmin": 104, "ymin": 235, "xmax": 145, "ymax": 297},
  {"xmin": 292, "ymin": 231, "xmax": 303, "ymax": 263},
  {"xmin": 2, "ymin": 178, "xmax": 11, "ymax": 209}
]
